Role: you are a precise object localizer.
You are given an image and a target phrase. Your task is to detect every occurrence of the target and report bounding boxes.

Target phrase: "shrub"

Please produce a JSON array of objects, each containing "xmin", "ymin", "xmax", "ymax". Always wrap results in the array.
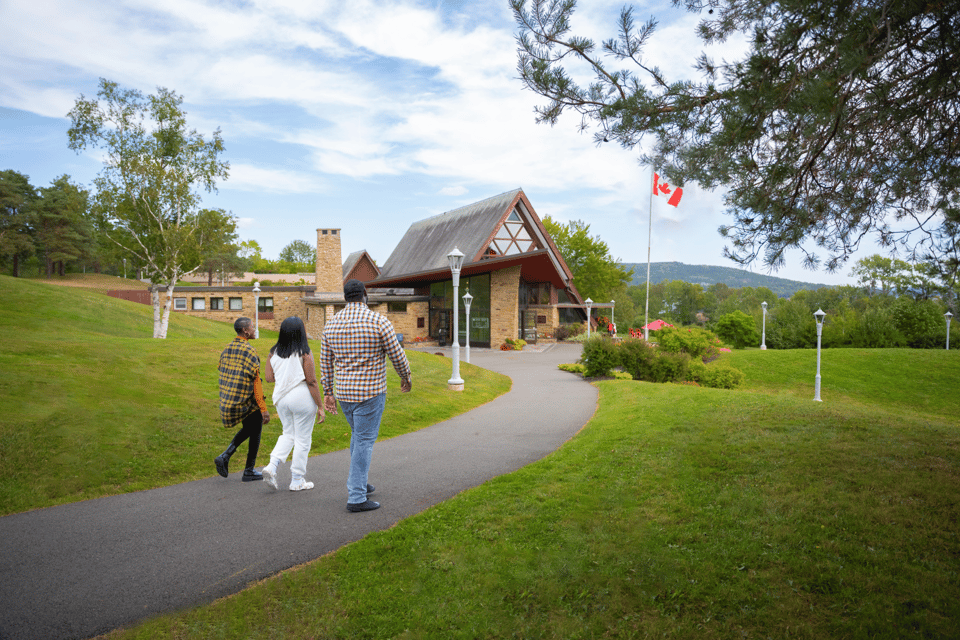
[
  {"xmin": 580, "ymin": 337, "xmax": 620, "ymax": 377},
  {"xmin": 648, "ymin": 351, "xmax": 691, "ymax": 383},
  {"xmin": 558, "ymin": 363, "xmax": 585, "ymax": 374},
  {"xmin": 714, "ymin": 310, "xmax": 760, "ymax": 349},
  {"xmin": 619, "ymin": 338, "xmax": 657, "ymax": 381},
  {"xmin": 655, "ymin": 326, "xmax": 722, "ymax": 360},
  {"xmin": 689, "ymin": 361, "xmax": 746, "ymax": 389},
  {"xmin": 555, "ymin": 325, "xmax": 572, "ymax": 341}
]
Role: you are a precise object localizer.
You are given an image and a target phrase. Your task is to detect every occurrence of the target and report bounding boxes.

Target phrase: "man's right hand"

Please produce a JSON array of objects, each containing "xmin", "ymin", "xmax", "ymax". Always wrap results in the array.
[
  {"xmin": 324, "ymin": 395, "xmax": 338, "ymax": 414},
  {"xmin": 400, "ymin": 379, "xmax": 412, "ymax": 393}
]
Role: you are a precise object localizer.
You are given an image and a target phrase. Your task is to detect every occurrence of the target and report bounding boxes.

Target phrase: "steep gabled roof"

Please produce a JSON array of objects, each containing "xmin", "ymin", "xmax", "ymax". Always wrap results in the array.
[
  {"xmin": 375, "ymin": 188, "xmax": 575, "ymax": 286},
  {"xmin": 342, "ymin": 250, "xmax": 380, "ymax": 283},
  {"xmin": 378, "ymin": 190, "xmax": 523, "ymax": 277}
]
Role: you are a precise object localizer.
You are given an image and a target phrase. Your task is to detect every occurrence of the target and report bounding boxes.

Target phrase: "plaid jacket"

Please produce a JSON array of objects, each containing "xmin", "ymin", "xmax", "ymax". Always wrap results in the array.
[
  {"xmin": 320, "ymin": 302, "xmax": 411, "ymax": 403},
  {"xmin": 218, "ymin": 336, "xmax": 267, "ymax": 428}
]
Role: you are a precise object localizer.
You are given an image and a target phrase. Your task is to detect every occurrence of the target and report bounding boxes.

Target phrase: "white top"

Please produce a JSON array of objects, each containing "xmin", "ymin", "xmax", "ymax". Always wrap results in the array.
[{"xmin": 270, "ymin": 352, "xmax": 306, "ymax": 405}]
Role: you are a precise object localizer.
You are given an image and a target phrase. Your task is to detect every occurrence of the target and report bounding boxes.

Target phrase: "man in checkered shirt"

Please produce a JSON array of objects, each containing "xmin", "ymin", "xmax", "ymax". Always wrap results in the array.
[{"xmin": 321, "ymin": 279, "xmax": 412, "ymax": 512}]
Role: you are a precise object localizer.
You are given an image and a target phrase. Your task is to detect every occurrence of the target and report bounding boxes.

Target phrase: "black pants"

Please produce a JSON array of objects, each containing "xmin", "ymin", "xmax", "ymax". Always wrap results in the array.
[{"xmin": 229, "ymin": 409, "xmax": 263, "ymax": 470}]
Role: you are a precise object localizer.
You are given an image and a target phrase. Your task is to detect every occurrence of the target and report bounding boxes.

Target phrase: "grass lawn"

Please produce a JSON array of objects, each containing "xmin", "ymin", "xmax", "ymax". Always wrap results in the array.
[
  {"xmin": 95, "ymin": 344, "xmax": 960, "ymax": 638},
  {"xmin": 0, "ymin": 275, "xmax": 510, "ymax": 515}
]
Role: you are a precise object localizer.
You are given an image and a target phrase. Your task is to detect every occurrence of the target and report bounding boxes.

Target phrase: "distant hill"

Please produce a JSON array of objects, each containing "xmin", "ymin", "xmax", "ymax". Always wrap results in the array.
[{"xmin": 621, "ymin": 262, "xmax": 838, "ymax": 298}]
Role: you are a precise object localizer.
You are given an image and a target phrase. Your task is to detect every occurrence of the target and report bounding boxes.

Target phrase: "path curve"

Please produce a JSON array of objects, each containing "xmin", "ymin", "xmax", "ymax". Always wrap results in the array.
[{"xmin": 0, "ymin": 343, "xmax": 593, "ymax": 640}]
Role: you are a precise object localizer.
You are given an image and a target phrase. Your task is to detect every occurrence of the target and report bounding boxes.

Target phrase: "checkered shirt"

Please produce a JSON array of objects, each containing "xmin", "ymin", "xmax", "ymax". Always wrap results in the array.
[
  {"xmin": 218, "ymin": 336, "xmax": 266, "ymax": 428},
  {"xmin": 320, "ymin": 302, "xmax": 411, "ymax": 403}
]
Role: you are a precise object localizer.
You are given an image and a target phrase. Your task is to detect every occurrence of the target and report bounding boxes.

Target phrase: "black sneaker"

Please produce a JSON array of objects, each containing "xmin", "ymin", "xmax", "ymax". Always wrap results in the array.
[
  {"xmin": 366, "ymin": 483, "xmax": 376, "ymax": 495},
  {"xmin": 346, "ymin": 500, "xmax": 380, "ymax": 512}
]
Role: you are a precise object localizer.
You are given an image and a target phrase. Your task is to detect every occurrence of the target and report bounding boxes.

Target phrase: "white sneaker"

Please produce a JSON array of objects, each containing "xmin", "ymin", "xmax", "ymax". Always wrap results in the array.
[
  {"xmin": 289, "ymin": 478, "xmax": 314, "ymax": 491},
  {"xmin": 263, "ymin": 466, "xmax": 279, "ymax": 491}
]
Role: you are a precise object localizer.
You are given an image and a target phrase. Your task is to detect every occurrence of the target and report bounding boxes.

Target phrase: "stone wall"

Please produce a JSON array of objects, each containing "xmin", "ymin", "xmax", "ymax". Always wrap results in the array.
[{"xmin": 490, "ymin": 265, "xmax": 520, "ymax": 347}]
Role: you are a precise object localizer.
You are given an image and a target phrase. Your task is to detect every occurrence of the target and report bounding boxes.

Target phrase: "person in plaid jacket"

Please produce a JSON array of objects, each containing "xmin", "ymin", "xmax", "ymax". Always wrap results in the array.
[
  {"xmin": 321, "ymin": 279, "xmax": 412, "ymax": 512},
  {"xmin": 215, "ymin": 317, "xmax": 271, "ymax": 481}
]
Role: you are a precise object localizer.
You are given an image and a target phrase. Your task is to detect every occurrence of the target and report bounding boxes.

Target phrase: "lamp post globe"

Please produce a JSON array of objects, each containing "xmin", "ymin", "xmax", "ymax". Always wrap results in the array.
[
  {"xmin": 463, "ymin": 291, "xmax": 473, "ymax": 364},
  {"xmin": 813, "ymin": 308, "xmax": 826, "ymax": 401},
  {"xmin": 761, "ymin": 301, "xmax": 768, "ymax": 350},
  {"xmin": 585, "ymin": 298, "xmax": 593, "ymax": 339},
  {"xmin": 253, "ymin": 282, "xmax": 261, "ymax": 339},
  {"xmin": 946, "ymin": 311, "xmax": 953, "ymax": 350},
  {"xmin": 446, "ymin": 247, "xmax": 465, "ymax": 390}
]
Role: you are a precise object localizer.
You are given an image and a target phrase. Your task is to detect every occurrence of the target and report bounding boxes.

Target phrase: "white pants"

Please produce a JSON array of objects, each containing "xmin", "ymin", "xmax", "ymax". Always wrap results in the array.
[{"xmin": 269, "ymin": 383, "xmax": 317, "ymax": 481}]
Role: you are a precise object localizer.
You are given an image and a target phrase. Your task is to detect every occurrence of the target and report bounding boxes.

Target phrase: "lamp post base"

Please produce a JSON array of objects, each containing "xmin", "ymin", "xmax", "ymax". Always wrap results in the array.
[{"xmin": 447, "ymin": 381, "xmax": 464, "ymax": 391}]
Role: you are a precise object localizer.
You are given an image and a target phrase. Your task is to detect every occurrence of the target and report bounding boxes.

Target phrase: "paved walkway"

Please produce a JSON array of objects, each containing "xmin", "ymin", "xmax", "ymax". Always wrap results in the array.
[{"xmin": 0, "ymin": 343, "xmax": 594, "ymax": 640}]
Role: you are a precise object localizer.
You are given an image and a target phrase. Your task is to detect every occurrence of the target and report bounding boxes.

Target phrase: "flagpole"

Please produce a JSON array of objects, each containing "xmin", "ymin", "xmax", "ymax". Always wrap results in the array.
[{"xmin": 645, "ymin": 167, "xmax": 654, "ymax": 342}]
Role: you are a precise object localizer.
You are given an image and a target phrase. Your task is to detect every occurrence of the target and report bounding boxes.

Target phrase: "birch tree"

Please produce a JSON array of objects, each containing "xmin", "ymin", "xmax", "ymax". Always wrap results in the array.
[{"xmin": 68, "ymin": 79, "xmax": 230, "ymax": 337}]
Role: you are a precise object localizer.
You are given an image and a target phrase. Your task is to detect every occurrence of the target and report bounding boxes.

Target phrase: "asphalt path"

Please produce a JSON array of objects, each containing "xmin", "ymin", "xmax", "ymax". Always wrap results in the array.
[{"xmin": 0, "ymin": 343, "xmax": 595, "ymax": 640}]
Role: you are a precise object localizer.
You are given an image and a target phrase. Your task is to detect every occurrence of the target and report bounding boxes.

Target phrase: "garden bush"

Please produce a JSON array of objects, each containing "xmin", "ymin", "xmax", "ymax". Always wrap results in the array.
[
  {"xmin": 654, "ymin": 326, "xmax": 722, "ymax": 360},
  {"xmin": 689, "ymin": 361, "xmax": 746, "ymax": 389},
  {"xmin": 714, "ymin": 310, "xmax": 760, "ymax": 349},
  {"xmin": 647, "ymin": 350, "xmax": 691, "ymax": 383},
  {"xmin": 580, "ymin": 337, "xmax": 620, "ymax": 377},
  {"xmin": 619, "ymin": 338, "xmax": 657, "ymax": 381}
]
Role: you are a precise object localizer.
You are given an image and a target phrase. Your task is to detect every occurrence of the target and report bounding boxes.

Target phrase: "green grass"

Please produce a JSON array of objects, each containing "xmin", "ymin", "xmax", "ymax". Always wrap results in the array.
[
  {"xmin": 98, "ymin": 347, "xmax": 960, "ymax": 639},
  {"xmin": 0, "ymin": 275, "xmax": 510, "ymax": 515}
]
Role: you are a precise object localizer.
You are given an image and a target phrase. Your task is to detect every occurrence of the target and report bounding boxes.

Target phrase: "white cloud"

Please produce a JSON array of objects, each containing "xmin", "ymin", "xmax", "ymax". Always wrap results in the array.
[
  {"xmin": 439, "ymin": 185, "xmax": 467, "ymax": 196},
  {"xmin": 226, "ymin": 163, "xmax": 325, "ymax": 194}
]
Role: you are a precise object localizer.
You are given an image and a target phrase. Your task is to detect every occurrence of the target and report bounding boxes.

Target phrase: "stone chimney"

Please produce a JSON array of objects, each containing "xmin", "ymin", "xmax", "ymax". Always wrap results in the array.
[{"xmin": 315, "ymin": 228, "xmax": 342, "ymax": 294}]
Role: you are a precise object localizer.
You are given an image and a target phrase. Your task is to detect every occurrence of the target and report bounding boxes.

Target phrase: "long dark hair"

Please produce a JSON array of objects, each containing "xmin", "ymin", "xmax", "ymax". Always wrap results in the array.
[{"xmin": 271, "ymin": 316, "xmax": 311, "ymax": 359}]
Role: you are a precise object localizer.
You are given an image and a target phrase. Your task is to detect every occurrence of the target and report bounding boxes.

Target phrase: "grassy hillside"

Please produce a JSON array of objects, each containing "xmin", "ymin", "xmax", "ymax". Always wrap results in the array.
[
  {"xmin": 104, "ymin": 348, "xmax": 960, "ymax": 639},
  {"xmin": 624, "ymin": 261, "xmax": 838, "ymax": 297},
  {"xmin": 0, "ymin": 275, "xmax": 510, "ymax": 515}
]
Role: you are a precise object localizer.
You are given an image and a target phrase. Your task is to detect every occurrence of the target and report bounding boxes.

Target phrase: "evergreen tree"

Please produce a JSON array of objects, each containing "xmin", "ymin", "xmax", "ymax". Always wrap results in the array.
[
  {"xmin": 512, "ymin": 0, "xmax": 960, "ymax": 276},
  {"xmin": 34, "ymin": 175, "xmax": 93, "ymax": 277},
  {"xmin": 0, "ymin": 170, "xmax": 37, "ymax": 277}
]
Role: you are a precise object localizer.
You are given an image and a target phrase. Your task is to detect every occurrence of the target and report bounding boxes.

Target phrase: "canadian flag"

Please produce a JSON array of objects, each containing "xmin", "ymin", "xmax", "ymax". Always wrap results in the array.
[{"xmin": 653, "ymin": 172, "xmax": 683, "ymax": 207}]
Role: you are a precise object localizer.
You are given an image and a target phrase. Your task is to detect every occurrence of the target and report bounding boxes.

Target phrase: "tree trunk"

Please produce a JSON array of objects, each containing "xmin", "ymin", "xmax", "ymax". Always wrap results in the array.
[
  {"xmin": 12, "ymin": 254, "xmax": 19, "ymax": 277},
  {"xmin": 158, "ymin": 281, "xmax": 176, "ymax": 339},
  {"xmin": 151, "ymin": 286, "xmax": 162, "ymax": 338}
]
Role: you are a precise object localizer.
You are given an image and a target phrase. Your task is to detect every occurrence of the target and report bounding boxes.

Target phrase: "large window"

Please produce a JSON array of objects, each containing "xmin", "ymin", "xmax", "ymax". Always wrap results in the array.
[
  {"xmin": 192, "ymin": 298, "xmax": 205, "ymax": 310},
  {"xmin": 258, "ymin": 297, "xmax": 273, "ymax": 313},
  {"xmin": 174, "ymin": 297, "xmax": 187, "ymax": 310},
  {"xmin": 429, "ymin": 274, "xmax": 490, "ymax": 347},
  {"xmin": 229, "ymin": 297, "xmax": 243, "ymax": 310},
  {"xmin": 210, "ymin": 297, "xmax": 224, "ymax": 310}
]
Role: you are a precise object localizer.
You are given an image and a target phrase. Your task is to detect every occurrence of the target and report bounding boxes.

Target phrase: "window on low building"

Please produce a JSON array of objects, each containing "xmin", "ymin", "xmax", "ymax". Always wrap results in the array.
[
  {"xmin": 229, "ymin": 297, "xmax": 242, "ymax": 310},
  {"xmin": 174, "ymin": 297, "xmax": 187, "ymax": 310},
  {"xmin": 258, "ymin": 297, "xmax": 273, "ymax": 313},
  {"xmin": 387, "ymin": 302, "xmax": 407, "ymax": 313},
  {"xmin": 210, "ymin": 297, "xmax": 224, "ymax": 310},
  {"xmin": 192, "ymin": 298, "xmax": 205, "ymax": 310}
]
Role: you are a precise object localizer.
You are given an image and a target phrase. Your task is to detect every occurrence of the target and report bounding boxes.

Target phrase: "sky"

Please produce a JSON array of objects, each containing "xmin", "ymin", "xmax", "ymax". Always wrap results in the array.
[{"xmin": 0, "ymin": 0, "xmax": 874, "ymax": 286}]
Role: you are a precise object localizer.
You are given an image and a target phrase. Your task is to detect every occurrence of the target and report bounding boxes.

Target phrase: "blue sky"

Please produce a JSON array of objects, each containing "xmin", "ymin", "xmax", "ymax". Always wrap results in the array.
[{"xmin": 1, "ymin": 0, "xmax": 872, "ymax": 286}]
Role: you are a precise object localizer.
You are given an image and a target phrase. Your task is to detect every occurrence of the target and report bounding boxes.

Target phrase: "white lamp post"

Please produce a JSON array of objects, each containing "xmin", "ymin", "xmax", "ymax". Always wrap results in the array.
[
  {"xmin": 585, "ymin": 298, "xmax": 593, "ymax": 339},
  {"xmin": 123, "ymin": 258, "xmax": 126, "ymax": 279},
  {"xmin": 814, "ymin": 308, "xmax": 826, "ymax": 401},
  {"xmin": 761, "ymin": 301, "xmax": 768, "ymax": 350},
  {"xmin": 253, "ymin": 281, "xmax": 261, "ymax": 339},
  {"xmin": 447, "ymin": 247, "xmax": 465, "ymax": 390},
  {"xmin": 611, "ymin": 299, "xmax": 616, "ymax": 334},
  {"xmin": 463, "ymin": 291, "xmax": 473, "ymax": 364},
  {"xmin": 946, "ymin": 311, "xmax": 953, "ymax": 350}
]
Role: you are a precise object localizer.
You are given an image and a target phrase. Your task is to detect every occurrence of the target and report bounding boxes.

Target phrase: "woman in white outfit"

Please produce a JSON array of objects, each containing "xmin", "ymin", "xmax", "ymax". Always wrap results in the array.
[{"xmin": 262, "ymin": 317, "xmax": 325, "ymax": 491}]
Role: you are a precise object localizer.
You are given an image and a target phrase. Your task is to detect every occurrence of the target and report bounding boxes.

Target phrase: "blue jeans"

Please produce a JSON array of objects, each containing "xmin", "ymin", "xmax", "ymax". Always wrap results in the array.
[{"xmin": 339, "ymin": 393, "xmax": 386, "ymax": 504}]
